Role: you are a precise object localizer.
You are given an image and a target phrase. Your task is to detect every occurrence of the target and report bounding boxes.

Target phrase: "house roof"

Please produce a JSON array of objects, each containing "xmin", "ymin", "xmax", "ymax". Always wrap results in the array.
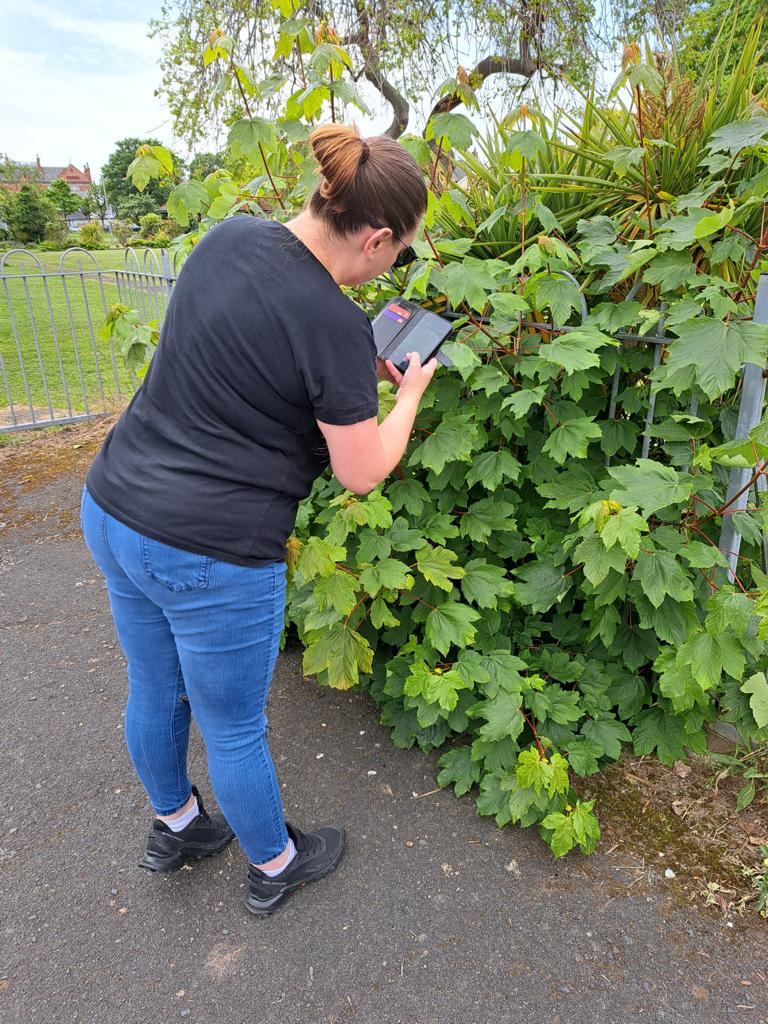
[{"xmin": 0, "ymin": 160, "xmax": 92, "ymax": 185}]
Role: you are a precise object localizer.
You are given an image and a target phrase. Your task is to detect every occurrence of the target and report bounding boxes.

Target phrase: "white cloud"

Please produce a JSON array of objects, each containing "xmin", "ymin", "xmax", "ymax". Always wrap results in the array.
[
  {"xmin": 0, "ymin": 47, "xmax": 176, "ymax": 174},
  {"xmin": 14, "ymin": 0, "xmax": 158, "ymax": 60}
]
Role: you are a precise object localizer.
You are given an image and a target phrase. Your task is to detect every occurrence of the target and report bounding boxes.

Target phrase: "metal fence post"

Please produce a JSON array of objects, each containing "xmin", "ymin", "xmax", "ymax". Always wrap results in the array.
[{"xmin": 717, "ymin": 273, "xmax": 768, "ymax": 581}]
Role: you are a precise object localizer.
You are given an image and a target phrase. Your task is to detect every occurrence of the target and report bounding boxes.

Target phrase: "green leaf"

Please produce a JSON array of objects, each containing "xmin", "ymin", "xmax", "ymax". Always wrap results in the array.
[
  {"xmin": 466, "ymin": 450, "xmax": 522, "ymax": 490},
  {"xmin": 313, "ymin": 571, "xmax": 359, "ymax": 615},
  {"xmin": 427, "ymin": 112, "xmax": 478, "ymax": 150},
  {"xmin": 489, "ymin": 291, "xmax": 529, "ymax": 317},
  {"xmin": 473, "ymin": 691, "xmax": 524, "ymax": 741},
  {"xmin": 707, "ymin": 115, "xmax": 768, "ymax": 156},
  {"xmin": 661, "ymin": 318, "xmax": 768, "ymax": 400},
  {"xmin": 370, "ymin": 595, "xmax": 399, "ymax": 629},
  {"xmin": 468, "ymin": 365, "xmax": 507, "ymax": 396},
  {"xmin": 440, "ymin": 340, "xmax": 482, "ymax": 379},
  {"xmin": 538, "ymin": 328, "xmax": 613, "ymax": 374},
  {"xmin": 514, "ymin": 561, "xmax": 572, "ymax": 614},
  {"xmin": 296, "ymin": 536, "xmax": 346, "ymax": 582},
  {"xmin": 438, "ymin": 746, "xmax": 482, "ymax": 796},
  {"xmin": 599, "ymin": 507, "xmax": 649, "ymax": 560},
  {"xmin": 356, "ymin": 530, "xmax": 392, "ymax": 563},
  {"xmin": 501, "ymin": 385, "xmax": 547, "ymax": 418},
  {"xmin": 359, "ymin": 559, "xmax": 413, "ymax": 597},
  {"xmin": 577, "ymin": 215, "xmax": 618, "ymax": 255},
  {"xmin": 529, "ymin": 276, "xmax": 582, "ymax": 326},
  {"xmin": 534, "ymin": 202, "xmax": 563, "ymax": 234},
  {"xmin": 543, "ymin": 416, "xmax": 602, "ymax": 464},
  {"xmin": 227, "ymin": 117, "xmax": 276, "ymax": 161},
  {"xmin": 572, "ymin": 534, "xmax": 628, "ymax": 586},
  {"xmin": 705, "ymin": 590, "xmax": 755, "ymax": 635},
  {"xmin": 425, "ymin": 601, "xmax": 481, "ymax": 655},
  {"xmin": 505, "ymin": 130, "xmax": 547, "ymax": 161},
  {"xmin": 126, "ymin": 153, "xmax": 163, "ymax": 192},
  {"xmin": 166, "ymin": 180, "xmax": 209, "ymax": 227},
  {"xmin": 416, "ymin": 544, "xmax": 465, "ymax": 591},
  {"xmin": 741, "ymin": 673, "xmax": 768, "ymax": 729},
  {"xmin": 537, "ymin": 466, "xmax": 601, "ymax": 513},
  {"xmin": 476, "ymin": 770, "xmax": 513, "ymax": 826},
  {"xmin": 461, "ymin": 559, "xmax": 515, "ymax": 609},
  {"xmin": 693, "ymin": 205, "xmax": 733, "ymax": 240},
  {"xmin": 516, "ymin": 748, "xmax": 569, "ymax": 797},
  {"xmin": 564, "ymin": 737, "xmax": 603, "ymax": 776},
  {"xmin": 581, "ymin": 717, "xmax": 631, "ymax": 760},
  {"xmin": 605, "ymin": 145, "xmax": 645, "ymax": 178},
  {"xmin": 655, "ymin": 209, "xmax": 710, "ymax": 250},
  {"xmin": 642, "ymin": 251, "xmax": 695, "ymax": 291},
  {"xmin": 571, "ymin": 800, "xmax": 601, "ymax": 852},
  {"xmin": 460, "ymin": 497, "xmax": 516, "ymax": 543},
  {"xmin": 631, "ymin": 707, "xmax": 706, "ymax": 765},
  {"xmin": 302, "ymin": 622, "xmax": 373, "ymax": 690},
  {"xmin": 527, "ymin": 684, "xmax": 583, "ymax": 726},
  {"xmin": 609, "ymin": 674, "xmax": 648, "ymax": 717},
  {"xmin": 430, "ymin": 258, "xmax": 500, "ymax": 311},
  {"xmin": 608, "ymin": 460, "xmax": 693, "ymax": 516},
  {"xmin": 409, "ymin": 415, "xmax": 480, "ymax": 474},
  {"xmin": 388, "ymin": 517, "xmax": 428, "ymax": 552},
  {"xmin": 412, "ymin": 666, "xmax": 470, "ymax": 712},
  {"xmin": 736, "ymin": 781, "xmax": 756, "ymax": 812},
  {"xmin": 388, "ymin": 477, "xmax": 430, "ymax": 516},
  {"xmin": 540, "ymin": 812, "xmax": 575, "ymax": 858},
  {"xmin": 627, "ymin": 63, "xmax": 664, "ymax": 92},
  {"xmin": 633, "ymin": 549, "xmax": 694, "ymax": 608}
]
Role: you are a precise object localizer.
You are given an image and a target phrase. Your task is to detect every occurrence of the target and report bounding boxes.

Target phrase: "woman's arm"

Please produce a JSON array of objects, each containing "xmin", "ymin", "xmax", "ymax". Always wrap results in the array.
[{"xmin": 317, "ymin": 352, "xmax": 437, "ymax": 494}]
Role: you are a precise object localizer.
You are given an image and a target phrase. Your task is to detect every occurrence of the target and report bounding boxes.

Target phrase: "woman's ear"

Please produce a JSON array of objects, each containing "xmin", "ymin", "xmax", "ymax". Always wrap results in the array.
[{"xmin": 365, "ymin": 226, "xmax": 392, "ymax": 256}]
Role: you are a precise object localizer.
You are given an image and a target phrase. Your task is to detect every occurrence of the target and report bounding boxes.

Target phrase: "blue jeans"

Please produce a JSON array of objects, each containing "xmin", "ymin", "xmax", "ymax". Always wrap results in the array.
[{"xmin": 80, "ymin": 486, "xmax": 289, "ymax": 864}]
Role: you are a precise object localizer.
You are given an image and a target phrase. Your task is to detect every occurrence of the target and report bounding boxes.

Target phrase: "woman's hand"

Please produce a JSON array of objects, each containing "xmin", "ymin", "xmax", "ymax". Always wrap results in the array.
[
  {"xmin": 384, "ymin": 351, "xmax": 438, "ymax": 403},
  {"xmin": 317, "ymin": 351, "xmax": 438, "ymax": 494}
]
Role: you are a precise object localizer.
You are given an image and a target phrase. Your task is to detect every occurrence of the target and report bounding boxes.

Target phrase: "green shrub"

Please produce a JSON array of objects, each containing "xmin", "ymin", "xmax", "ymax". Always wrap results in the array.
[
  {"xmin": 43, "ymin": 216, "xmax": 69, "ymax": 245},
  {"xmin": 77, "ymin": 222, "xmax": 107, "ymax": 249},
  {"xmin": 139, "ymin": 212, "xmax": 163, "ymax": 239},
  {"xmin": 110, "ymin": 219, "xmax": 132, "ymax": 246},
  {"xmin": 110, "ymin": 25, "xmax": 768, "ymax": 863}
]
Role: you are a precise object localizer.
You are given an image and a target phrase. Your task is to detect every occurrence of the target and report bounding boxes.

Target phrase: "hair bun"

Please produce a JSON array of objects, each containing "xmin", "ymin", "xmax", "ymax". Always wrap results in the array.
[{"xmin": 309, "ymin": 124, "xmax": 368, "ymax": 210}]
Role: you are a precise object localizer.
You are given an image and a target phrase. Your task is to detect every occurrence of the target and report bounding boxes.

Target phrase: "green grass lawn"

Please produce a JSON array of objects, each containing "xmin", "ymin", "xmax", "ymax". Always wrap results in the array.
[{"xmin": 0, "ymin": 247, "xmax": 170, "ymax": 423}]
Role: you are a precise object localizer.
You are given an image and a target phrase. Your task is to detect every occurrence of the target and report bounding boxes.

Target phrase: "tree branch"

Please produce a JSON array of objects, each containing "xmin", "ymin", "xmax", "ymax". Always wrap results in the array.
[
  {"xmin": 353, "ymin": 0, "xmax": 409, "ymax": 137},
  {"xmin": 428, "ymin": 54, "xmax": 538, "ymax": 121}
]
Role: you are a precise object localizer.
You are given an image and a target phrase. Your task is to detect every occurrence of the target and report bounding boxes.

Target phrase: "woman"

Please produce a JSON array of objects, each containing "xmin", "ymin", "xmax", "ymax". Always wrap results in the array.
[{"xmin": 81, "ymin": 124, "xmax": 436, "ymax": 917}]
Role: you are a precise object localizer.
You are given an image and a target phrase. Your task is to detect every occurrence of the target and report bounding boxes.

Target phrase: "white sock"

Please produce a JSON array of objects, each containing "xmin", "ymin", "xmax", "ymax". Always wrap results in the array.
[
  {"xmin": 164, "ymin": 797, "xmax": 199, "ymax": 832},
  {"xmin": 260, "ymin": 838, "xmax": 296, "ymax": 877}
]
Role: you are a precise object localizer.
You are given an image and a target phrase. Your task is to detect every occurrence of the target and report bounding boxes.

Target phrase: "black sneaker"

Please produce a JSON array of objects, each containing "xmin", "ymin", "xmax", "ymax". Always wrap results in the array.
[
  {"xmin": 139, "ymin": 786, "xmax": 235, "ymax": 873},
  {"xmin": 245, "ymin": 822, "xmax": 346, "ymax": 917}
]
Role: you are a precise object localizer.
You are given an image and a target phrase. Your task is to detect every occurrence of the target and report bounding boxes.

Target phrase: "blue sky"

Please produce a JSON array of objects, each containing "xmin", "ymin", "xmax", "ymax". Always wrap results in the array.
[{"xmin": 1, "ymin": 0, "xmax": 175, "ymax": 177}]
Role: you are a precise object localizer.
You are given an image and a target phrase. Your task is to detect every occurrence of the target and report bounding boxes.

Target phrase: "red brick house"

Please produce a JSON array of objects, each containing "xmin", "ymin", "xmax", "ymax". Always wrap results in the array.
[{"xmin": 0, "ymin": 157, "xmax": 92, "ymax": 195}]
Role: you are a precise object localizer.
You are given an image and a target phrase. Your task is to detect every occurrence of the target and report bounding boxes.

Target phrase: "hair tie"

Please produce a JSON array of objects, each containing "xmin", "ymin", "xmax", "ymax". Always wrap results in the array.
[{"xmin": 359, "ymin": 141, "xmax": 370, "ymax": 166}]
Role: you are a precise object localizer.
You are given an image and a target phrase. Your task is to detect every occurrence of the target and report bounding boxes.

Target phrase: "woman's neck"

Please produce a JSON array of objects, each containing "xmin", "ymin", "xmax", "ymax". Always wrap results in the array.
[{"xmin": 284, "ymin": 212, "xmax": 345, "ymax": 285}]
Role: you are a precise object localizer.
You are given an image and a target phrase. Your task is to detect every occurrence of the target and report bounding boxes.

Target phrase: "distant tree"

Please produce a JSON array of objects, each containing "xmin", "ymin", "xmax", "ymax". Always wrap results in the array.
[
  {"xmin": 101, "ymin": 138, "xmax": 186, "ymax": 213},
  {"xmin": 116, "ymin": 192, "xmax": 159, "ymax": 224},
  {"xmin": 7, "ymin": 185, "xmax": 53, "ymax": 243},
  {"xmin": 189, "ymin": 151, "xmax": 227, "ymax": 180},
  {"xmin": 80, "ymin": 188, "xmax": 102, "ymax": 222},
  {"xmin": 678, "ymin": 0, "xmax": 768, "ymax": 91},
  {"xmin": 0, "ymin": 154, "xmax": 38, "ymax": 184},
  {"xmin": 46, "ymin": 178, "xmax": 82, "ymax": 216}
]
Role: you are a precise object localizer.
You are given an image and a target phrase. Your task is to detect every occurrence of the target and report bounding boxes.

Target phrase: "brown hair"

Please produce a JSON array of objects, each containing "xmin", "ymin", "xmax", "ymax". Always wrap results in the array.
[{"xmin": 308, "ymin": 124, "xmax": 427, "ymax": 239}]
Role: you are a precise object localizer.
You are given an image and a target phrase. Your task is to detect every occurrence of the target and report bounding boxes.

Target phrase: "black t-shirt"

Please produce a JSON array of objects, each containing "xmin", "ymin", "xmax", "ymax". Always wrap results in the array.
[{"xmin": 86, "ymin": 216, "xmax": 378, "ymax": 566}]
